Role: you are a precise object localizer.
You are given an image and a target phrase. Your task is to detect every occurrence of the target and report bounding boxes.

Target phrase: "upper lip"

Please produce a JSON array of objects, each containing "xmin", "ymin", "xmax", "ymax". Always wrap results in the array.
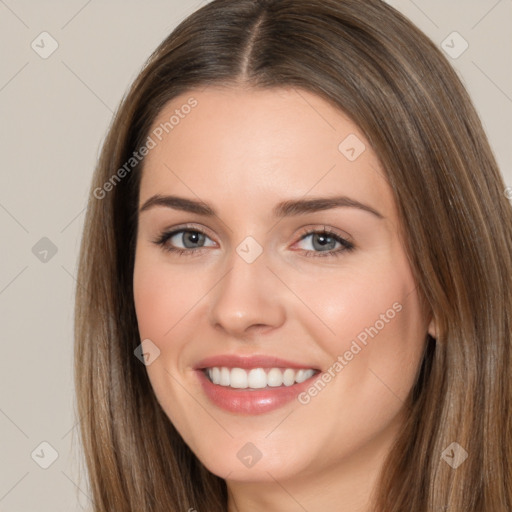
[{"xmin": 194, "ymin": 354, "xmax": 320, "ymax": 371}]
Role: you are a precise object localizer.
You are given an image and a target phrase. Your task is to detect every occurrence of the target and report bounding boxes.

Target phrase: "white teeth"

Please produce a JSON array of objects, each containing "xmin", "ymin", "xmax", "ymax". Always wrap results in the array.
[
  {"xmin": 267, "ymin": 368, "xmax": 283, "ymax": 387},
  {"xmin": 205, "ymin": 367, "xmax": 316, "ymax": 389},
  {"xmin": 295, "ymin": 369, "xmax": 311, "ymax": 384},
  {"xmin": 220, "ymin": 367, "xmax": 230, "ymax": 386},
  {"xmin": 283, "ymin": 368, "xmax": 296, "ymax": 386},
  {"xmin": 230, "ymin": 368, "xmax": 248, "ymax": 388},
  {"xmin": 247, "ymin": 368, "xmax": 267, "ymax": 389}
]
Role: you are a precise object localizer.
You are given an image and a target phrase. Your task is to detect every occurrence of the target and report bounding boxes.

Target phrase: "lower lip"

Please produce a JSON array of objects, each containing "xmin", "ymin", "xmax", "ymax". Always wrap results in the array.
[{"xmin": 195, "ymin": 369, "xmax": 318, "ymax": 414}]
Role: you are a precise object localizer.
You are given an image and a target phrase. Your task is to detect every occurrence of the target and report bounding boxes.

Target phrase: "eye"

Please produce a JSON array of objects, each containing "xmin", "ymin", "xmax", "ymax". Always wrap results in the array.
[
  {"xmin": 152, "ymin": 226, "xmax": 216, "ymax": 255},
  {"xmin": 152, "ymin": 225, "xmax": 355, "ymax": 259},
  {"xmin": 293, "ymin": 227, "xmax": 355, "ymax": 258}
]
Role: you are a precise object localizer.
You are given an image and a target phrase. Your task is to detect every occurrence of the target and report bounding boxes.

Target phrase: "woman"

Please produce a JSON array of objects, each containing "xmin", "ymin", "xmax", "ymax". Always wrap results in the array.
[{"xmin": 74, "ymin": 0, "xmax": 512, "ymax": 510}]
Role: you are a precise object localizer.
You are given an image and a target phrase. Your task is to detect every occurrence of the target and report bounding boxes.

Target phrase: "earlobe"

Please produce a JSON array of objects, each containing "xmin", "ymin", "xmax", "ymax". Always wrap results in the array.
[{"xmin": 427, "ymin": 315, "xmax": 437, "ymax": 339}]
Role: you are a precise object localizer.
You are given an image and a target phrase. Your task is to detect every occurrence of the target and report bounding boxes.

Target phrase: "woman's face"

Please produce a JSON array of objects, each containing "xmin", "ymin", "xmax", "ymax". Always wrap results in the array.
[{"xmin": 133, "ymin": 86, "xmax": 435, "ymax": 489}]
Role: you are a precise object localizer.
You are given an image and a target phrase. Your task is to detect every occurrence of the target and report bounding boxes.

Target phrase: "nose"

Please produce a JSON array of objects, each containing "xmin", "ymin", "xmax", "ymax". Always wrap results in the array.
[{"xmin": 208, "ymin": 245, "xmax": 286, "ymax": 339}]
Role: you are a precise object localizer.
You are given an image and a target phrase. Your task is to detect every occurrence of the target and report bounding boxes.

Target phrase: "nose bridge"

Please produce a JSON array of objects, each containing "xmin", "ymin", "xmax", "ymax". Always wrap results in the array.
[{"xmin": 208, "ymin": 236, "xmax": 285, "ymax": 335}]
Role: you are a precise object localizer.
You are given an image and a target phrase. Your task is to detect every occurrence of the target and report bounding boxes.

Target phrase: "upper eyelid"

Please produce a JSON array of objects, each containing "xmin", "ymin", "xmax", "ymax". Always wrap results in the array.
[{"xmin": 165, "ymin": 223, "xmax": 217, "ymax": 242}]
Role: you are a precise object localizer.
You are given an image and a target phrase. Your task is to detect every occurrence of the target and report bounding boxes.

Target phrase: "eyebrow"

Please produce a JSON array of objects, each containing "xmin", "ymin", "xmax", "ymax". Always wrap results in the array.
[{"xmin": 139, "ymin": 194, "xmax": 384, "ymax": 219}]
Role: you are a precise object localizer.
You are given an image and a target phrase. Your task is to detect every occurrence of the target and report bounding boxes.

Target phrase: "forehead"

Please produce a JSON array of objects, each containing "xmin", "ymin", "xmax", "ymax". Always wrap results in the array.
[{"xmin": 139, "ymin": 86, "xmax": 396, "ymax": 222}]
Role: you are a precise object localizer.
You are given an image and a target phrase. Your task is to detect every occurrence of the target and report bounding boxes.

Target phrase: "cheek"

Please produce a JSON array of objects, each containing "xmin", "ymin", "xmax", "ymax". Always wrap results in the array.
[
  {"xmin": 293, "ymin": 262, "xmax": 415, "ymax": 350},
  {"xmin": 297, "ymin": 259, "xmax": 425, "ymax": 397},
  {"xmin": 133, "ymin": 255, "xmax": 202, "ymax": 341},
  {"xmin": 132, "ymin": 255, "xmax": 200, "ymax": 431}
]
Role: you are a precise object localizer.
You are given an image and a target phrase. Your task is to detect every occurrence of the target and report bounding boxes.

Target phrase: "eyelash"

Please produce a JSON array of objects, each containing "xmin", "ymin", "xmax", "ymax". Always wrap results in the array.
[{"xmin": 152, "ymin": 224, "xmax": 355, "ymax": 259}]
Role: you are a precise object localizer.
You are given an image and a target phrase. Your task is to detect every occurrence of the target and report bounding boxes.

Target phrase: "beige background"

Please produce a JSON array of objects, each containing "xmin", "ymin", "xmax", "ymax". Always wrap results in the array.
[{"xmin": 0, "ymin": 0, "xmax": 510, "ymax": 510}]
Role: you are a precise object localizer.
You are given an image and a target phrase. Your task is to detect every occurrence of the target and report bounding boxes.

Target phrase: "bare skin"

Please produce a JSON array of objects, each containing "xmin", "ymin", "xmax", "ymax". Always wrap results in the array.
[{"xmin": 133, "ymin": 86, "xmax": 436, "ymax": 512}]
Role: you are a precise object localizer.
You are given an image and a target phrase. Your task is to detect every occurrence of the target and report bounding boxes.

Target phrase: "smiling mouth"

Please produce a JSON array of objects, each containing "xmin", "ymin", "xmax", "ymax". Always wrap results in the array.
[{"xmin": 202, "ymin": 366, "xmax": 320, "ymax": 389}]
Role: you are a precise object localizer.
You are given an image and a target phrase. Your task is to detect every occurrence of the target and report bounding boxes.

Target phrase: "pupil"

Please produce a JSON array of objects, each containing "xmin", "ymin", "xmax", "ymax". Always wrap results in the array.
[
  {"xmin": 185, "ymin": 231, "xmax": 203, "ymax": 248},
  {"xmin": 314, "ymin": 234, "xmax": 335, "ymax": 251}
]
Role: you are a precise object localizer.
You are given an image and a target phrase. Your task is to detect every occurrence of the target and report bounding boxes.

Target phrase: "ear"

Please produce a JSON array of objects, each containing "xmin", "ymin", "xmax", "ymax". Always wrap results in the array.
[{"xmin": 427, "ymin": 315, "xmax": 437, "ymax": 339}]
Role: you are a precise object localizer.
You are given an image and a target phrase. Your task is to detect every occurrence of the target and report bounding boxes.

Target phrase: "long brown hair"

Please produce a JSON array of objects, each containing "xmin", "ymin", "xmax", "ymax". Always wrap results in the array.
[{"xmin": 74, "ymin": 0, "xmax": 512, "ymax": 510}]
